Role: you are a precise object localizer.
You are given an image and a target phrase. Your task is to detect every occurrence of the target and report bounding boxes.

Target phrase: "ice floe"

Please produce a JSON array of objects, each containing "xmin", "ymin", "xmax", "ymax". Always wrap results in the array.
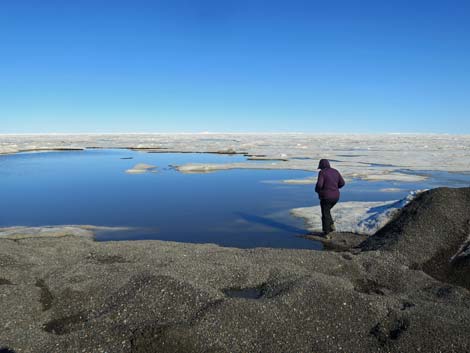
[
  {"xmin": 380, "ymin": 188, "xmax": 405, "ymax": 192},
  {"xmin": 0, "ymin": 225, "xmax": 132, "ymax": 239},
  {"xmin": 125, "ymin": 163, "xmax": 157, "ymax": 174},
  {"xmin": 360, "ymin": 172, "xmax": 426, "ymax": 182},
  {"xmin": 281, "ymin": 177, "xmax": 316, "ymax": 185},
  {"xmin": 290, "ymin": 191, "xmax": 423, "ymax": 235}
]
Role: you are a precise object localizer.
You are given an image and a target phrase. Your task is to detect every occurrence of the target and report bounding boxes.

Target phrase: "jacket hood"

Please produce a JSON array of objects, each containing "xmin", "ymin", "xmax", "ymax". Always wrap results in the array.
[{"xmin": 318, "ymin": 159, "xmax": 331, "ymax": 169}]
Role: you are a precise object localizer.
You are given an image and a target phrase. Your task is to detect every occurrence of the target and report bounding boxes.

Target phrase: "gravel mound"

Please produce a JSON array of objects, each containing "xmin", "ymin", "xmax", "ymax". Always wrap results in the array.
[{"xmin": 360, "ymin": 187, "xmax": 470, "ymax": 290}]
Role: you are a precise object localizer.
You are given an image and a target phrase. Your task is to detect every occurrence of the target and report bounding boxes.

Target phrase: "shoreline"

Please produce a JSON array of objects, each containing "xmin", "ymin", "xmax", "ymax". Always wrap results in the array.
[{"xmin": 1, "ymin": 187, "xmax": 469, "ymax": 352}]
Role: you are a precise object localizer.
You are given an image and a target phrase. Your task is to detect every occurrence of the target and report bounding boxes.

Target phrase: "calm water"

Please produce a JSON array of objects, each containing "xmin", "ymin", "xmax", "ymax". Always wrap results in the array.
[{"xmin": 0, "ymin": 149, "xmax": 468, "ymax": 249}]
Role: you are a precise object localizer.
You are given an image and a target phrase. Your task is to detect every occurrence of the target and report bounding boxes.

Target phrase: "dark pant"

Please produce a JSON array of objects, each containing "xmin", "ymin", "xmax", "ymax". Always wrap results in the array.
[{"xmin": 320, "ymin": 198, "xmax": 338, "ymax": 233}]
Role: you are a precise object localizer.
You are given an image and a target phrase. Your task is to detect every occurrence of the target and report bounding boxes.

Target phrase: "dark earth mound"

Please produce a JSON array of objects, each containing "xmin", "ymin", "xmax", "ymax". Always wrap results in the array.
[{"xmin": 360, "ymin": 187, "xmax": 470, "ymax": 290}]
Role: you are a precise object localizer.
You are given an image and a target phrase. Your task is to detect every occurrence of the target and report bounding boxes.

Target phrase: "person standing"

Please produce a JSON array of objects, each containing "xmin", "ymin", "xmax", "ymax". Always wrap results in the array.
[{"xmin": 315, "ymin": 159, "xmax": 345, "ymax": 235}]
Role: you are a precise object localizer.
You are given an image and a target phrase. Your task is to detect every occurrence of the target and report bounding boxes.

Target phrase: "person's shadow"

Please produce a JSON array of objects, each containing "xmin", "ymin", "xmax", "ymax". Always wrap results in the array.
[{"xmin": 235, "ymin": 212, "xmax": 306, "ymax": 234}]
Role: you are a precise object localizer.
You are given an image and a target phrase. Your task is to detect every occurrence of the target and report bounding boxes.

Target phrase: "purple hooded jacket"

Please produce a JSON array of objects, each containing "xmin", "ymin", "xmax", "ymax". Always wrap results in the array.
[{"xmin": 315, "ymin": 159, "xmax": 345, "ymax": 200}]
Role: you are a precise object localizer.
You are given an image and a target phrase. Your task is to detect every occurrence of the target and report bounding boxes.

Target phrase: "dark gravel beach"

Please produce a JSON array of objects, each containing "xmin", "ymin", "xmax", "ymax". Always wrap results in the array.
[{"xmin": 1, "ymin": 187, "xmax": 470, "ymax": 353}]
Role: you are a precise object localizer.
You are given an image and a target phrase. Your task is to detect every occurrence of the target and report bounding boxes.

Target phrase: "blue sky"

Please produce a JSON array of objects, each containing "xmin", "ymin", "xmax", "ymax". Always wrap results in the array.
[{"xmin": 1, "ymin": 0, "xmax": 469, "ymax": 133}]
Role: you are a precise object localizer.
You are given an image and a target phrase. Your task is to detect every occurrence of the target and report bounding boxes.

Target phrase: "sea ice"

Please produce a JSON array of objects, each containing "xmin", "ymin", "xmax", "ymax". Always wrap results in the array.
[
  {"xmin": 1, "ymin": 133, "xmax": 469, "ymax": 182},
  {"xmin": 290, "ymin": 191, "xmax": 422, "ymax": 235},
  {"xmin": 281, "ymin": 178, "xmax": 316, "ymax": 185},
  {"xmin": 125, "ymin": 163, "xmax": 157, "ymax": 174},
  {"xmin": 380, "ymin": 188, "xmax": 405, "ymax": 192},
  {"xmin": 0, "ymin": 225, "xmax": 131, "ymax": 239}
]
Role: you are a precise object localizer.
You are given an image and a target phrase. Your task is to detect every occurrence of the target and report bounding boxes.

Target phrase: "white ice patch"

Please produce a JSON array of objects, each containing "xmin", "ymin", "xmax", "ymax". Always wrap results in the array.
[
  {"xmin": 291, "ymin": 191, "xmax": 422, "ymax": 235},
  {"xmin": 380, "ymin": 188, "xmax": 405, "ymax": 192},
  {"xmin": 0, "ymin": 225, "xmax": 132, "ymax": 239},
  {"xmin": 125, "ymin": 163, "xmax": 157, "ymax": 174},
  {"xmin": 360, "ymin": 173, "xmax": 427, "ymax": 182},
  {"xmin": 281, "ymin": 177, "xmax": 316, "ymax": 185}
]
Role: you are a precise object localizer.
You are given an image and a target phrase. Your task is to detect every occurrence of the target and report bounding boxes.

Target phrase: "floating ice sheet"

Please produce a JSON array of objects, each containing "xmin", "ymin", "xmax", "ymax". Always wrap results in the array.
[{"xmin": 125, "ymin": 163, "xmax": 157, "ymax": 174}]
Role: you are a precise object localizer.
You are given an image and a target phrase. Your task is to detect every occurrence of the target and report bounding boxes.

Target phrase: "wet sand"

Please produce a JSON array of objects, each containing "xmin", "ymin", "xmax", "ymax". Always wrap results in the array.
[{"xmin": 1, "ymin": 187, "xmax": 470, "ymax": 352}]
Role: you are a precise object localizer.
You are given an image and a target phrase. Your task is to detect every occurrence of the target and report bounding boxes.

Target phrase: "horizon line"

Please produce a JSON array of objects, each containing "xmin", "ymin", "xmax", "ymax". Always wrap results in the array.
[{"xmin": 0, "ymin": 131, "xmax": 467, "ymax": 136}]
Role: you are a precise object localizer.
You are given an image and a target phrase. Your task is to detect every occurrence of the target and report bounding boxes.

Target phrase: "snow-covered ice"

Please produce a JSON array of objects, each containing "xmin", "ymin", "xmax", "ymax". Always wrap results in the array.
[
  {"xmin": 290, "ymin": 191, "xmax": 423, "ymax": 235},
  {"xmin": 1, "ymin": 133, "xmax": 468, "ymax": 183}
]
